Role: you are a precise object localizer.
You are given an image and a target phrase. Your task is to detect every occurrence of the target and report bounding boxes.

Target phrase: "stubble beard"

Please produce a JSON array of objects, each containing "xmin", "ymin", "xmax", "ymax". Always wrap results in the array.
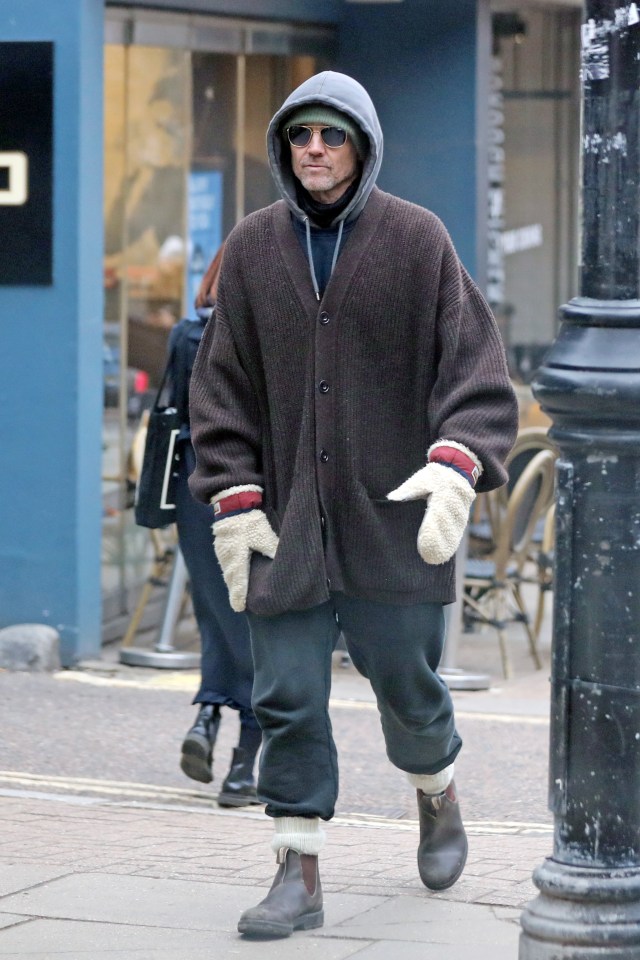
[{"xmin": 298, "ymin": 169, "xmax": 340, "ymax": 195}]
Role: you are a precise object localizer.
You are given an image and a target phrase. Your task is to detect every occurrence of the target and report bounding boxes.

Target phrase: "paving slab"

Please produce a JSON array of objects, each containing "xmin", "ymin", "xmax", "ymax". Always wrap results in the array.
[
  {"xmin": 321, "ymin": 893, "xmax": 520, "ymax": 943},
  {"xmin": 0, "ymin": 872, "xmax": 386, "ymax": 932},
  {"xmin": 340, "ymin": 935, "xmax": 520, "ymax": 960},
  {"xmin": 0, "ymin": 866, "xmax": 69, "ymax": 899},
  {"xmin": 0, "ymin": 917, "xmax": 369, "ymax": 959},
  {"xmin": 0, "ymin": 917, "xmax": 27, "ymax": 933}
]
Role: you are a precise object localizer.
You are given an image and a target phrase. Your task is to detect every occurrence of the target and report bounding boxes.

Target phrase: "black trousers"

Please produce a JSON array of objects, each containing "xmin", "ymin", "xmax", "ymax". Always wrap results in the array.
[
  {"xmin": 247, "ymin": 594, "xmax": 461, "ymax": 820},
  {"xmin": 175, "ymin": 441, "xmax": 259, "ymax": 730}
]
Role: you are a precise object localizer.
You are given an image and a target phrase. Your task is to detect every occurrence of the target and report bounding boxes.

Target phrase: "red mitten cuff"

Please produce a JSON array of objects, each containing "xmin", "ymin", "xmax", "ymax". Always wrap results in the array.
[
  {"xmin": 428, "ymin": 442, "xmax": 482, "ymax": 488},
  {"xmin": 213, "ymin": 490, "xmax": 263, "ymax": 520}
]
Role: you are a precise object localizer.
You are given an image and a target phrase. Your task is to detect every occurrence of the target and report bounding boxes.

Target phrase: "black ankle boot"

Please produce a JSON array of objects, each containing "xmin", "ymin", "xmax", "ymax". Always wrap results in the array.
[
  {"xmin": 417, "ymin": 780, "xmax": 468, "ymax": 890},
  {"xmin": 180, "ymin": 704, "xmax": 220, "ymax": 784},
  {"xmin": 237, "ymin": 848, "xmax": 323, "ymax": 938},
  {"xmin": 217, "ymin": 747, "xmax": 261, "ymax": 807}
]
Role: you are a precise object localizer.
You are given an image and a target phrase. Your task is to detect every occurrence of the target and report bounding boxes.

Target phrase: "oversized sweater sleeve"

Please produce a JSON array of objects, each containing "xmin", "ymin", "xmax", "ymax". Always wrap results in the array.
[
  {"xmin": 427, "ymin": 236, "xmax": 519, "ymax": 493},
  {"xmin": 187, "ymin": 280, "xmax": 263, "ymax": 504}
]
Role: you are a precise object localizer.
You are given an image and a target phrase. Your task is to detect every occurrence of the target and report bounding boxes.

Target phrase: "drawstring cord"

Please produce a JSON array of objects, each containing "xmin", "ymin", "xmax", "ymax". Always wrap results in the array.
[
  {"xmin": 330, "ymin": 220, "xmax": 345, "ymax": 276},
  {"xmin": 303, "ymin": 216, "xmax": 346, "ymax": 303},
  {"xmin": 304, "ymin": 217, "xmax": 321, "ymax": 302}
]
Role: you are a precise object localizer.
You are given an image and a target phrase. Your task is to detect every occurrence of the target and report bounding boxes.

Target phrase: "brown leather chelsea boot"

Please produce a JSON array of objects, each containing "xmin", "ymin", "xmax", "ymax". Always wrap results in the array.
[
  {"xmin": 417, "ymin": 780, "xmax": 468, "ymax": 890},
  {"xmin": 237, "ymin": 848, "xmax": 323, "ymax": 938}
]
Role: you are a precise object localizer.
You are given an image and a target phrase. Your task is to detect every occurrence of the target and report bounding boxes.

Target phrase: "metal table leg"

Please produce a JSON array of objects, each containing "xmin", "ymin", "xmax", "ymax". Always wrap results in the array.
[
  {"xmin": 119, "ymin": 546, "xmax": 201, "ymax": 669},
  {"xmin": 439, "ymin": 530, "xmax": 491, "ymax": 691}
]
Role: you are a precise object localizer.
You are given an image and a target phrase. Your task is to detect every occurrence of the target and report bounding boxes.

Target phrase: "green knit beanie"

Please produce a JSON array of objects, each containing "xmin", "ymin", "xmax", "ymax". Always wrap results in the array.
[{"xmin": 283, "ymin": 104, "xmax": 369, "ymax": 159}]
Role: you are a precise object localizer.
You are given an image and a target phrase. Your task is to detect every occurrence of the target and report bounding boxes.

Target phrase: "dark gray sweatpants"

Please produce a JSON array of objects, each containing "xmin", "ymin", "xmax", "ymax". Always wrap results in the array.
[{"xmin": 247, "ymin": 594, "xmax": 461, "ymax": 821}]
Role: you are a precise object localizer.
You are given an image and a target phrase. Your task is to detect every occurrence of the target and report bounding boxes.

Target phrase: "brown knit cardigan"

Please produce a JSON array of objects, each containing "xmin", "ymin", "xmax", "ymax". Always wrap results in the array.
[{"xmin": 189, "ymin": 187, "xmax": 519, "ymax": 616}]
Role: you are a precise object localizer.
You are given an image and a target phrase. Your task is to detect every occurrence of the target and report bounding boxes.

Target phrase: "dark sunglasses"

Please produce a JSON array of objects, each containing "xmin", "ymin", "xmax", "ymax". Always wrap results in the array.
[{"xmin": 287, "ymin": 125, "xmax": 348, "ymax": 149}]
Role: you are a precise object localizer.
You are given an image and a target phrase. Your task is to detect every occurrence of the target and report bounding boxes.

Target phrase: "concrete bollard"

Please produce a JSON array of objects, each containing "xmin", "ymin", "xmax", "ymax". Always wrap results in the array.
[{"xmin": 0, "ymin": 624, "xmax": 61, "ymax": 672}]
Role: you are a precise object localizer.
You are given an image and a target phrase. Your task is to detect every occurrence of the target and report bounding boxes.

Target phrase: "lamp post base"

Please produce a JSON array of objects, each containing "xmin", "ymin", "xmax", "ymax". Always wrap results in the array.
[{"xmin": 520, "ymin": 858, "xmax": 640, "ymax": 959}]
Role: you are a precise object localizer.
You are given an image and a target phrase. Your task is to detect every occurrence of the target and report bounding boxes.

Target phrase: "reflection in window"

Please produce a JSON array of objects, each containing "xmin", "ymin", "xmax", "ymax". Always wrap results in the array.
[
  {"xmin": 102, "ymin": 42, "xmax": 318, "ymax": 613},
  {"xmin": 104, "ymin": 46, "xmax": 189, "ymax": 385}
]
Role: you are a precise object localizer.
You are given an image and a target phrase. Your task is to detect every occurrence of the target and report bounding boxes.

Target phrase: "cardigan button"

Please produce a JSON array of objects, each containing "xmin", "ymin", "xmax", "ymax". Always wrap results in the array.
[
  {"xmin": 319, "ymin": 311, "xmax": 330, "ymax": 324},
  {"xmin": 319, "ymin": 449, "xmax": 329, "ymax": 463},
  {"xmin": 318, "ymin": 380, "xmax": 330, "ymax": 394}
]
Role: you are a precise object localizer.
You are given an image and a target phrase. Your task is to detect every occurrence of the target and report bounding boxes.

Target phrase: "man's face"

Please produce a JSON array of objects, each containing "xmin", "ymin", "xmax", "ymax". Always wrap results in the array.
[{"xmin": 289, "ymin": 126, "xmax": 359, "ymax": 204}]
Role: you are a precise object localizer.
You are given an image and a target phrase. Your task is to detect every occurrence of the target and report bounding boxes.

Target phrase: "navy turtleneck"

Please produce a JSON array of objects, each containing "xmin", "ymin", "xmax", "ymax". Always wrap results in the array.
[{"xmin": 292, "ymin": 179, "xmax": 360, "ymax": 297}]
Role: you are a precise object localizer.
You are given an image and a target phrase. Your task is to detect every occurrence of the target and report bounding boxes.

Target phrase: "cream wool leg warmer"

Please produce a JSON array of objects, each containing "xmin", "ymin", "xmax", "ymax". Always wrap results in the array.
[
  {"xmin": 407, "ymin": 763, "xmax": 455, "ymax": 796},
  {"xmin": 271, "ymin": 816, "xmax": 326, "ymax": 856}
]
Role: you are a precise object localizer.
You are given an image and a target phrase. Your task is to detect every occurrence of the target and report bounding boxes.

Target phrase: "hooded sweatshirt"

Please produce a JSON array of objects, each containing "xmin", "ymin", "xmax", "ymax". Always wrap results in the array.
[
  {"xmin": 267, "ymin": 71, "xmax": 383, "ymax": 226},
  {"xmin": 188, "ymin": 72, "xmax": 518, "ymax": 617},
  {"xmin": 267, "ymin": 72, "xmax": 384, "ymax": 299}
]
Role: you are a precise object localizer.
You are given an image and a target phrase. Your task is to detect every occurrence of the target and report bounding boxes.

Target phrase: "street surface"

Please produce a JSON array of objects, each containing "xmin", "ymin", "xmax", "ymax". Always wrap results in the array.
[
  {"xmin": 0, "ymin": 624, "xmax": 552, "ymax": 830},
  {"xmin": 0, "ymin": 617, "xmax": 554, "ymax": 959}
]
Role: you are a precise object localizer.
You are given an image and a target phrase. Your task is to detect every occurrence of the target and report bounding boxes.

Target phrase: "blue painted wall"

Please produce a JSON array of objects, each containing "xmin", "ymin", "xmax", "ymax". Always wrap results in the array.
[
  {"xmin": 337, "ymin": 0, "xmax": 481, "ymax": 277},
  {"xmin": 0, "ymin": 0, "xmax": 104, "ymax": 664}
]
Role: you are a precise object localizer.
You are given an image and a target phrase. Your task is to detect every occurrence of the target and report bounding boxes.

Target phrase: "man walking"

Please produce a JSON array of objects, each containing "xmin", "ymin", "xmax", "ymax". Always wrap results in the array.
[{"xmin": 189, "ymin": 71, "xmax": 518, "ymax": 938}]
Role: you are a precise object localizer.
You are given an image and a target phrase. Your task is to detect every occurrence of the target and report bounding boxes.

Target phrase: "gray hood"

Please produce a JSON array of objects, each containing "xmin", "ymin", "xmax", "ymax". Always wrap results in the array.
[{"xmin": 267, "ymin": 71, "xmax": 383, "ymax": 226}]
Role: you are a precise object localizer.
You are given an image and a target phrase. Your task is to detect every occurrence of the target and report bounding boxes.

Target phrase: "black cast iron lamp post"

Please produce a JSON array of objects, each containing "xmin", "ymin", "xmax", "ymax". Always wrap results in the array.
[{"xmin": 519, "ymin": 2, "xmax": 640, "ymax": 958}]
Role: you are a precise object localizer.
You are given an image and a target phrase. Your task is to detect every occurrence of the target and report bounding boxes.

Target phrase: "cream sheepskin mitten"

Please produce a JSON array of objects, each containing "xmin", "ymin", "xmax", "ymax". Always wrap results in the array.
[
  {"xmin": 213, "ymin": 508, "xmax": 279, "ymax": 612},
  {"xmin": 387, "ymin": 447, "xmax": 479, "ymax": 565},
  {"xmin": 271, "ymin": 816, "xmax": 326, "ymax": 857}
]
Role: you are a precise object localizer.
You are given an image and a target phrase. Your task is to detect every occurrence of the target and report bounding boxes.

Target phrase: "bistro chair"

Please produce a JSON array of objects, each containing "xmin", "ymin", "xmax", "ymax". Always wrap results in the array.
[
  {"xmin": 463, "ymin": 448, "xmax": 556, "ymax": 679},
  {"xmin": 468, "ymin": 426, "xmax": 557, "ymax": 558}
]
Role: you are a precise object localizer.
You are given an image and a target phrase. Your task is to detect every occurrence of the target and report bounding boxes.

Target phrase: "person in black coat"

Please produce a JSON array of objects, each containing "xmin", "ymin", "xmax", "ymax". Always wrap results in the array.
[{"xmin": 167, "ymin": 244, "xmax": 261, "ymax": 807}]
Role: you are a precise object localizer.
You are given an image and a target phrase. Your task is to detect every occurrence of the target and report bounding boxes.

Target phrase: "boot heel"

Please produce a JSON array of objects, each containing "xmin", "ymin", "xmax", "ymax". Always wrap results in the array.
[
  {"xmin": 180, "ymin": 719, "xmax": 217, "ymax": 784},
  {"xmin": 180, "ymin": 705, "xmax": 220, "ymax": 784},
  {"xmin": 295, "ymin": 909, "xmax": 324, "ymax": 931}
]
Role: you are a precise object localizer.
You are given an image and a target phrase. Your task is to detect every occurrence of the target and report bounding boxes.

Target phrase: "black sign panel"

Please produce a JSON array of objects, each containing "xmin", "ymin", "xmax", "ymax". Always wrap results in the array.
[{"xmin": 0, "ymin": 42, "xmax": 54, "ymax": 285}]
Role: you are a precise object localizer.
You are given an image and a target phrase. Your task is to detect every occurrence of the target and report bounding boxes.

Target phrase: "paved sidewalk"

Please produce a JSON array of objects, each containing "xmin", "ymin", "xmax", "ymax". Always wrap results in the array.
[
  {"xmin": 0, "ymin": 588, "xmax": 554, "ymax": 958},
  {"xmin": 0, "ymin": 789, "xmax": 549, "ymax": 960},
  {"xmin": 0, "ymin": 661, "xmax": 553, "ymax": 960}
]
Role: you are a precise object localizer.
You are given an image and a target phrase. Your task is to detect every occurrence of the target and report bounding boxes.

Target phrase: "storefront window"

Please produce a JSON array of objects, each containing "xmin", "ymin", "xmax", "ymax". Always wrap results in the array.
[
  {"xmin": 191, "ymin": 52, "xmax": 236, "ymax": 261},
  {"xmin": 244, "ymin": 55, "xmax": 286, "ymax": 215},
  {"xmin": 105, "ymin": 46, "xmax": 190, "ymax": 386},
  {"xmin": 102, "ymin": 28, "xmax": 318, "ymax": 622},
  {"xmin": 489, "ymin": 3, "xmax": 581, "ymax": 383}
]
